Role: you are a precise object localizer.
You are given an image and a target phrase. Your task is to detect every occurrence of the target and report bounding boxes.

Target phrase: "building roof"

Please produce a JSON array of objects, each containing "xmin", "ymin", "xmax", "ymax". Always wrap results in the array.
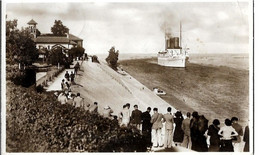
[
  {"xmin": 69, "ymin": 34, "xmax": 83, "ymax": 41},
  {"xmin": 70, "ymin": 41, "xmax": 77, "ymax": 45},
  {"xmin": 27, "ymin": 19, "xmax": 38, "ymax": 25},
  {"xmin": 34, "ymin": 33, "xmax": 82, "ymax": 45},
  {"xmin": 34, "ymin": 36, "xmax": 70, "ymax": 44}
]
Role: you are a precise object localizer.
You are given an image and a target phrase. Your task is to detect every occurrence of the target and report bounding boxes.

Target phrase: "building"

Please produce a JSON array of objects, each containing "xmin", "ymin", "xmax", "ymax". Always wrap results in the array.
[{"xmin": 27, "ymin": 19, "xmax": 83, "ymax": 59}]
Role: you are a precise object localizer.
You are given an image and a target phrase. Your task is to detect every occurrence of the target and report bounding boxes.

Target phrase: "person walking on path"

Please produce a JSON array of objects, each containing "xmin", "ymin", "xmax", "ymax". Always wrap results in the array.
[
  {"xmin": 131, "ymin": 105, "xmax": 142, "ymax": 130},
  {"xmin": 103, "ymin": 105, "xmax": 114, "ymax": 119},
  {"xmin": 173, "ymin": 111, "xmax": 184, "ymax": 146},
  {"xmin": 74, "ymin": 62, "xmax": 80, "ymax": 75},
  {"xmin": 73, "ymin": 93, "xmax": 84, "ymax": 108},
  {"xmin": 182, "ymin": 112, "xmax": 192, "ymax": 149},
  {"xmin": 65, "ymin": 71, "xmax": 70, "ymax": 81},
  {"xmin": 207, "ymin": 119, "xmax": 221, "ymax": 152},
  {"xmin": 61, "ymin": 79, "xmax": 65, "ymax": 90},
  {"xmin": 141, "ymin": 107, "xmax": 152, "ymax": 148},
  {"xmin": 218, "ymin": 119, "xmax": 238, "ymax": 152},
  {"xmin": 231, "ymin": 117, "xmax": 244, "ymax": 152},
  {"xmin": 120, "ymin": 103, "xmax": 131, "ymax": 127},
  {"xmin": 162, "ymin": 107, "xmax": 174, "ymax": 149},
  {"xmin": 89, "ymin": 102, "xmax": 98, "ymax": 113},
  {"xmin": 70, "ymin": 71, "xmax": 75, "ymax": 84},
  {"xmin": 243, "ymin": 125, "xmax": 249, "ymax": 152},
  {"xmin": 150, "ymin": 108, "xmax": 163, "ymax": 148}
]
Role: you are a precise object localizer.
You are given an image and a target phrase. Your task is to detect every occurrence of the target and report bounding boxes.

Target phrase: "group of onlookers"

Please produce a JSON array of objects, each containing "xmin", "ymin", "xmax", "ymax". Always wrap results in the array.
[
  {"xmin": 57, "ymin": 91, "xmax": 98, "ymax": 112},
  {"xmin": 57, "ymin": 63, "xmax": 249, "ymax": 152},
  {"xmin": 117, "ymin": 105, "xmax": 249, "ymax": 152}
]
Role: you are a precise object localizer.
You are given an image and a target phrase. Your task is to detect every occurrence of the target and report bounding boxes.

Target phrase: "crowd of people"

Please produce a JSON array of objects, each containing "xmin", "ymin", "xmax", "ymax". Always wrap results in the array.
[
  {"xmin": 56, "ymin": 83, "xmax": 249, "ymax": 152},
  {"xmin": 115, "ymin": 104, "xmax": 249, "ymax": 152},
  {"xmin": 54, "ymin": 61, "xmax": 249, "ymax": 152}
]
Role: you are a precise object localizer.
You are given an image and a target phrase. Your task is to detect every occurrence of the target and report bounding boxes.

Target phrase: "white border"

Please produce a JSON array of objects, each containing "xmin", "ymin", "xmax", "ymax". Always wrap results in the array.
[{"xmin": 1, "ymin": 0, "xmax": 255, "ymax": 155}]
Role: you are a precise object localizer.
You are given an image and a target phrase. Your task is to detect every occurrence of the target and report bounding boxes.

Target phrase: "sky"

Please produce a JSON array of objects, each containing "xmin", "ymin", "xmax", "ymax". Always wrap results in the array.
[{"xmin": 6, "ymin": 1, "xmax": 250, "ymax": 55}]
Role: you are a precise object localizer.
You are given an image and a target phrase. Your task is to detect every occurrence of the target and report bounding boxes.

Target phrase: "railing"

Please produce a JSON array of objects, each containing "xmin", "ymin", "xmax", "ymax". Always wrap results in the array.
[{"xmin": 36, "ymin": 66, "xmax": 65, "ymax": 87}]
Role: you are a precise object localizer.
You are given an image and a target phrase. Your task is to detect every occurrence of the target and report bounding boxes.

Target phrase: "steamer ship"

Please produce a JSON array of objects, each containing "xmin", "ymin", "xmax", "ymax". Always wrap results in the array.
[{"xmin": 158, "ymin": 22, "xmax": 189, "ymax": 67}]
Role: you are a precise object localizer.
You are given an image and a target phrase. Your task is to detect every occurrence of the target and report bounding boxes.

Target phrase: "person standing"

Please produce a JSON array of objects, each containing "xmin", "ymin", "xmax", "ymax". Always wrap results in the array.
[
  {"xmin": 231, "ymin": 117, "xmax": 244, "ymax": 152},
  {"xmin": 162, "ymin": 107, "xmax": 174, "ymax": 149},
  {"xmin": 120, "ymin": 103, "xmax": 131, "ymax": 127},
  {"xmin": 190, "ymin": 111, "xmax": 208, "ymax": 152},
  {"xmin": 173, "ymin": 111, "xmax": 184, "ymax": 146},
  {"xmin": 89, "ymin": 102, "xmax": 98, "ymax": 113},
  {"xmin": 207, "ymin": 119, "xmax": 221, "ymax": 152},
  {"xmin": 64, "ymin": 71, "xmax": 70, "ymax": 81},
  {"xmin": 74, "ymin": 62, "xmax": 80, "ymax": 75},
  {"xmin": 103, "ymin": 105, "xmax": 114, "ymax": 119},
  {"xmin": 141, "ymin": 107, "xmax": 152, "ymax": 148},
  {"xmin": 182, "ymin": 112, "xmax": 192, "ymax": 149},
  {"xmin": 73, "ymin": 93, "xmax": 84, "ymax": 108},
  {"xmin": 131, "ymin": 105, "xmax": 142, "ymax": 130},
  {"xmin": 70, "ymin": 71, "xmax": 75, "ymax": 84},
  {"xmin": 218, "ymin": 119, "xmax": 238, "ymax": 152},
  {"xmin": 61, "ymin": 79, "xmax": 65, "ymax": 90},
  {"xmin": 150, "ymin": 108, "xmax": 163, "ymax": 148},
  {"xmin": 67, "ymin": 93, "xmax": 75, "ymax": 106},
  {"xmin": 58, "ymin": 92, "xmax": 67, "ymax": 104},
  {"xmin": 243, "ymin": 125, "xmax": 249, "ymax": 152}
]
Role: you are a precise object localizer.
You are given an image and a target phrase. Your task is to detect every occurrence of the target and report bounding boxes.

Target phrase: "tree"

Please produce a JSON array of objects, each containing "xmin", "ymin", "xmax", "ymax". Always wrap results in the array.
[
  {"xmin": 106, "ymin": 46, "xmax": 119, "ymax": 70},
  {"xmin": 6, "ymin": 19, "xmax": 38, "ymax": 65},
  {"xmin": 69, "ymin": 46, "xmax": 85, "ymax": 59},
  {"xmin": 51, "ymin": 20, "xmax": 69, "ymax": 36},
  {"xmin": 6, "ymin": 19, "xmax": 38, "ymax": 87},
  {"xmin": 47, "ymin": 47, "xmax": 71, "ymax": 68}
]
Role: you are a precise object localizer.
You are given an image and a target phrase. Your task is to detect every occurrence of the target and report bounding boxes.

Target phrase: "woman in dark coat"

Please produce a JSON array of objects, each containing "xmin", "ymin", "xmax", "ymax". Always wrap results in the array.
[
  {"xmin": 173, "ymin": 111, "xmax": 184, "ymax": 146},
  {"xmin": 190, "ymin": 111, "xmax": 208, "ymax": 152},
  {"xmin": 207, "ymin": 119, "xmax": 221, "ymax": 152}
]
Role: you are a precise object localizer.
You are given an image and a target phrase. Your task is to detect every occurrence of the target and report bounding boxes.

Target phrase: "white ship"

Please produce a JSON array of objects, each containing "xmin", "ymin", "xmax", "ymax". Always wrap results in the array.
[{"xmin": 158, "ymin": 22, "xmax": 189, "ymax": 68}]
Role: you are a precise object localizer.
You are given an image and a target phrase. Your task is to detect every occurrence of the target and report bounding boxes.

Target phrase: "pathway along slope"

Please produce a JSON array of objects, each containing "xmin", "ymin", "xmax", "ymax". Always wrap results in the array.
[{"xmin": 70, "ymin": 60, "xmax": 177, "ymax": 116}]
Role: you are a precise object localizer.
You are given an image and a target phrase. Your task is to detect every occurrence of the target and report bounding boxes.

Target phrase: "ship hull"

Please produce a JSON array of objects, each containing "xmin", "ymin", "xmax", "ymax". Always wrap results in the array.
[{"xmin": 158, "ymin": 56, "xmax": 186, "ymax": 67}]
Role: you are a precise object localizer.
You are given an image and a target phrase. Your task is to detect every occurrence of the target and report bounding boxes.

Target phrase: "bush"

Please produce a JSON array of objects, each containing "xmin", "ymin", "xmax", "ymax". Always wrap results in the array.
[
  {"xmin": 92, "ymin": 55, "xmax": 99, "ymax": 63},
  {"xmin": 106, "ymin": 47, "xmax": 119, "ymax": 70},
  {"xmin": 6, "ymin": 82, "xmax": 148, "ymax": 152},
  {"xmin": 6, "ymin": 65, "xmax": 36, "ymax": 87}
]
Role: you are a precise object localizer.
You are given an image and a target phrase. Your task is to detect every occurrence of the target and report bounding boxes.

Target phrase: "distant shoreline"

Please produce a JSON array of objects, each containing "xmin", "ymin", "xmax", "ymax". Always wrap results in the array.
[{"xmin": 117, "ymin": 53, "xmax": 249, "ymax": 71}]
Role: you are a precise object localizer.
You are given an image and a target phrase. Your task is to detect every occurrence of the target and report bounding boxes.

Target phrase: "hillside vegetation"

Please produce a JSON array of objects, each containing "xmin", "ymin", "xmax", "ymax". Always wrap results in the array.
[{"xmin": 6, "ymin": 81, "xmax": 147, "ymax": 152}]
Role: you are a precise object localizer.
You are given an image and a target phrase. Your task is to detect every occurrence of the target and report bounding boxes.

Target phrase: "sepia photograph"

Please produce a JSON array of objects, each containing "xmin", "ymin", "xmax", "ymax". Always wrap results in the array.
[{"xmin": 1, "ymin": 0, "xmax": 253, "ymax": 154}]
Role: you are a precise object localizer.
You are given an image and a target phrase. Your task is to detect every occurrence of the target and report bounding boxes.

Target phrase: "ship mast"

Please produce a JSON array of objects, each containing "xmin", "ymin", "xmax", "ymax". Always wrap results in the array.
[
  {"xmin": 165, "ymin": 28, "xmax": 167, "ymax": 51},
  {"xmin": 180, "ymin": 21, "xmax": 182, "ymax": 54}
]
